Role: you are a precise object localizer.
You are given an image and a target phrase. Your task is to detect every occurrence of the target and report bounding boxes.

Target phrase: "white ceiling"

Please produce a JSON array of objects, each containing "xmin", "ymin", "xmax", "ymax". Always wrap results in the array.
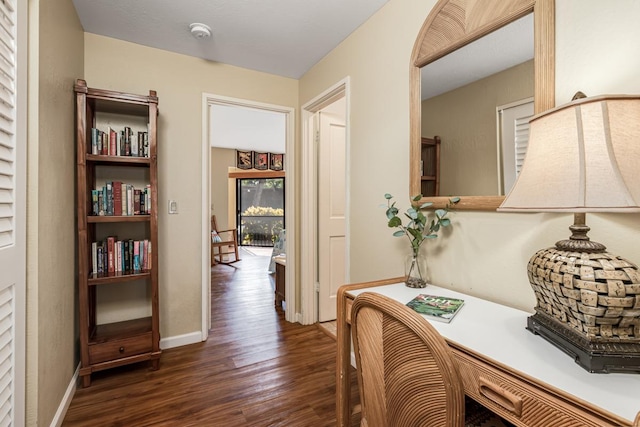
[
  {"xmin": 71, "ymin": 0, "xmax": 389, "ymax": 79},
  {"xmin": 72, "ymin": 1, "xmax": 533, "ymax": 98}
]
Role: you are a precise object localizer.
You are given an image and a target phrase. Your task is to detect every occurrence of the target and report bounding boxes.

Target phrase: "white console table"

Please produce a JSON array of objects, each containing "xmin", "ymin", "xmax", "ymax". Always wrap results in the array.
[{"xmin": 336, "ymin": 278, "xmax": 640, "ymax": 427}]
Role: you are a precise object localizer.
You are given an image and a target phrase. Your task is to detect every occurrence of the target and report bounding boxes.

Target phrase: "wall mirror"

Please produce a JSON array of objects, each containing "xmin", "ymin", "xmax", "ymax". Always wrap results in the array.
[{"xmin": 410, "ymin": 0, "xmax": 555, "ymax": 210}]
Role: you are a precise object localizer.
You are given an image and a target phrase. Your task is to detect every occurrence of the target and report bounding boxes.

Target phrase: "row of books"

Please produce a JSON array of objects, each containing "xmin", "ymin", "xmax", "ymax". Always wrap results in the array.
[
  {"xmin": 91, "ymin": 237, "xmax": 152, "ymax": 276},
  {"xmin": 92, "ymin": 182, "xmax": 151, "ymax": 216},
  {"xmin": 91, "ymin": 126, "xmax": 150, "ymax": 158}
]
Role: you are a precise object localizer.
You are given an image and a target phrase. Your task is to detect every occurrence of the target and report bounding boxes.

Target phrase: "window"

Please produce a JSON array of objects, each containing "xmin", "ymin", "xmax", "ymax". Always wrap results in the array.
[{"xmin": 237, "ymin": 178, "xmax": 285, "ymax": 247}]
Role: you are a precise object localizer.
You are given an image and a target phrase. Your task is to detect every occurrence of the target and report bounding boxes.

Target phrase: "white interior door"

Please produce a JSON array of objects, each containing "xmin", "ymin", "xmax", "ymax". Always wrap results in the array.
[
  {"xmin": 317, "ymin": 104, "xmax": 346, "ymax": 322},
  {"xmin": 0, "ymin": 0, "xmax": 26, "ymax": 424}
]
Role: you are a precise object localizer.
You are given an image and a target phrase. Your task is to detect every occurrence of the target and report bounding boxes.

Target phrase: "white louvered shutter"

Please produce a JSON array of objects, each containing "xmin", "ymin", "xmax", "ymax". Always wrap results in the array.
[
  {"xmin": 514, "ymin": 116, "xmax": 530, "ymax": 176},
  {"xmin": 0, "ymin": 0, "xmax": 25, "ymax": 425},
  {"xmin": 0, "ymin": 0, "xmax": 14, "ymax": 249}
]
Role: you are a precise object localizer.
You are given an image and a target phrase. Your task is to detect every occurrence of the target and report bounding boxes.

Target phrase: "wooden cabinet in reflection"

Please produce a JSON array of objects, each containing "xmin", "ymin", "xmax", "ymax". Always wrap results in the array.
[{"xmin": 420, "ymin": 136, "xmax": 441, "ymax": 196}]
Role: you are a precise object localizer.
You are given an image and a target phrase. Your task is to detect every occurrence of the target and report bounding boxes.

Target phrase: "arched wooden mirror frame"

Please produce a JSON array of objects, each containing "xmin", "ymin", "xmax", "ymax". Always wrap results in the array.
[{"xmin": 410, "ymin": 0, "xmax": 555, "ymax": 210}]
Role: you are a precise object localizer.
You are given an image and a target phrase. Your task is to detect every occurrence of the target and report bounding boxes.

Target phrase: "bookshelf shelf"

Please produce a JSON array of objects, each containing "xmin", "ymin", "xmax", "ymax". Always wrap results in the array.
[
  {"xmin": 88, "ymin": 270, "xmax": 152, "ymax": 286},
  {"xmin": 75, "ymin": 79, "xmax": 161, "ymax": 387},
  {"xmin": 87, "ymin": 215, "xmax": 151, "ymax": 223},
  {"xmin": 86, "ymin": 154, "xmax": 152, "ymax": 166}
]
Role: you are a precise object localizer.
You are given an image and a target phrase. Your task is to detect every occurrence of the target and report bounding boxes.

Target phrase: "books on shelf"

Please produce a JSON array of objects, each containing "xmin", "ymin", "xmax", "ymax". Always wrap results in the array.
[
  {"xmin": 90, "ymin": 125, "xmax": 149, "ymax": 158},
  {"xmin": 406, "ymin": 294, "xmax": 465, "ymax": 323},
  {"xmin": 90, "ymin": 237, "xmax": 152, "ymax": 277},
  {"xmin": 90, "ymin": 182, "xmax": 151, "ymax": 216}
]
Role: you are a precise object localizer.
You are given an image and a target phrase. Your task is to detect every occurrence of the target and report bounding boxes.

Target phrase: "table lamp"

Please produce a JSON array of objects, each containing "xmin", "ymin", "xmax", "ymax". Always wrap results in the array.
[{"xmin": 498, "ymin": 93, "xmax": 640, "ymax": 373}]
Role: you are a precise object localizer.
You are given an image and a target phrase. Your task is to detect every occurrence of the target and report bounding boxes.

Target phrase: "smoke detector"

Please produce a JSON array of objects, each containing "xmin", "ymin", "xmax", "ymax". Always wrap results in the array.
[{"xmin": 189, "ymin": 23, "xmax": 212, "ymax": 39}]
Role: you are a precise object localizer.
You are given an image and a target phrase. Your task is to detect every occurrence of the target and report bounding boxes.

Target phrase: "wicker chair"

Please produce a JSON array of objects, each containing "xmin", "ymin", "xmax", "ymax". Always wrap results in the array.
[
  {"xmin": 351, "ymin": 292, "xmax": 509, "ymax": 427},
  {"xmin": 351, "ymin": 291, "xmax": 466, "ymax": 427}
]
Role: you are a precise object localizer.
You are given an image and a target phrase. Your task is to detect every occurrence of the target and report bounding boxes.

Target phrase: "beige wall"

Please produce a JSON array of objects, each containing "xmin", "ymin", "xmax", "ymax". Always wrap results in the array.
[
  {"xmin": 84, "ymin": 34, "xmax": 298, "ymax": 339},
  {"xmin": 556, "ymin": 0, "xmax": 640, "ymax": 103},
  {"xmin": 299, "ymin": 0, "xmax": 640, "ymax": 312},
  {"xmin": 300, "ymin": 0, "xmax": 436, "ymax": 285},
  {"xmin": 210, "ymin": 147, "xmax": 236, "ymax": 230},
  {"xmin": 421, "ymin": 60, "xmax": 533, "ymax": 196},
  {"xmin": 27, "ymin": 0, "xmax": 84, "ymax": 425}
]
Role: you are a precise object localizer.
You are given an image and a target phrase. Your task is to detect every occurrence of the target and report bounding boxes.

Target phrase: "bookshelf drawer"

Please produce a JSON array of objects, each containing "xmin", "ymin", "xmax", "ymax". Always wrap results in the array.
[{"xmin": 89, "ymin": 333, "xmax": 152, "ymax": 364}]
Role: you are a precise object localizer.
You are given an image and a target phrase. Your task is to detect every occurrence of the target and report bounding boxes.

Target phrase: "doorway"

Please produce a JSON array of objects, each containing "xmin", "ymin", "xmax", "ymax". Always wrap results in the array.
[
  {"xmin": 202, "ymin": 94, "xmax": 296, "ymax": 339},
  {"xmin": 301, "ymin": 78, "xmax": 350, "ymax": 325}
]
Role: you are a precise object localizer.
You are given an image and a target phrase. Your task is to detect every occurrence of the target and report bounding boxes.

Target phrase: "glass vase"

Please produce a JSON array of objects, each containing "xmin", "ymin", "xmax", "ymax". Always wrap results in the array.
[{"xmin": 405, "ymin": 253, "xmax": 427, "ymax": 288}]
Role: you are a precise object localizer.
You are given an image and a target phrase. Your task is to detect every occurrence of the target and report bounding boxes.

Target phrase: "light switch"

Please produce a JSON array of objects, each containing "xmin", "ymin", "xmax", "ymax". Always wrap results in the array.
[{"xmin": 168, "ymin": 200, "xmax": 178, "ymax": 214}]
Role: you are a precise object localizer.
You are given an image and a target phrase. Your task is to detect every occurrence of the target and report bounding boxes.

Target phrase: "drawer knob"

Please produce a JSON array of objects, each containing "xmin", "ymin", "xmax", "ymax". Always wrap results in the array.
[
  {"xmin": 478, "ymin": 377, "xmax": 523, "ymax": 417},
  {"xmin": 119, "ymin": 346, "xmax": 125, "ymax": 353}
]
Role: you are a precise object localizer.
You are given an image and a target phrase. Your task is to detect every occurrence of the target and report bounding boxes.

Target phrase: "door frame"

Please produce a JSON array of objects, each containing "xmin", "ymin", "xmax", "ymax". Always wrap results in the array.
[
  {"xmin": 300, "ymin": 77, "xmax": 351, "ymax": 325},
  {"xmin": 201, "ymin": 94, "xmax": 296, "ymax": 339}
]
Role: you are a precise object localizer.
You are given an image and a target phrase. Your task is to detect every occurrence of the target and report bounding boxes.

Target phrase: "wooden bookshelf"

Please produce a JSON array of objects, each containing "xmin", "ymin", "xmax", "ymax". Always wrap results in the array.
[
  {"xmin": 74, "ymin": 79, "xmax": 161, "ymax": 387},
  {"xmin": 420, "ymin": 136, "xmax": 441, "ymax": 196}
]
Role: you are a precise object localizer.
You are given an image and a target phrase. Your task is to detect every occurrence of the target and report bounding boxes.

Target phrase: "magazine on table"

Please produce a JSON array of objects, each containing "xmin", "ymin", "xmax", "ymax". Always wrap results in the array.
[{"xmin": 406, "ymin": 294, "xmax": 465, "ymax": 323}]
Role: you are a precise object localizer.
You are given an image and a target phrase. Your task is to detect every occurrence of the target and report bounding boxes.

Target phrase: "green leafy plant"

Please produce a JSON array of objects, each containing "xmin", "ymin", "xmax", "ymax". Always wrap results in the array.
[
  {"xmin": 384, "ymin": 194, "xmax": 460, "ymax": 257},
  {"xmin": 240, "ymin": 206, "xmax": 284, "ymax": 245}
]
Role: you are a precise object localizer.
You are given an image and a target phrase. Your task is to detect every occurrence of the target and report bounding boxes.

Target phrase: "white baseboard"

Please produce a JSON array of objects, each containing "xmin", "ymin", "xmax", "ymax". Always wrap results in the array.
[
  {"xmin": 160, "ymin": 330, "xmax": 203, "ymax": 349},
  {"xmin": 50, "ymin": 363, "xmax": 80, "ymax": 427}
]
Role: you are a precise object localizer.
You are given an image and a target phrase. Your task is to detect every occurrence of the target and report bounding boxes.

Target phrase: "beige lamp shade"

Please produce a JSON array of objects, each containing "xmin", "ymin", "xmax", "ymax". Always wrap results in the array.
[{"xmin": 499, "ymin": 95, "xmax": 640, "ymax": 212}]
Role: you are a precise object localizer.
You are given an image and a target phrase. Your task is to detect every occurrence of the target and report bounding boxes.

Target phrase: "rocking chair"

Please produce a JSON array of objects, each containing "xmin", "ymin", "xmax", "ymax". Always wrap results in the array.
[{"xmin": 211, "ymin": 215, "xmax": 240, "ymax": 266}]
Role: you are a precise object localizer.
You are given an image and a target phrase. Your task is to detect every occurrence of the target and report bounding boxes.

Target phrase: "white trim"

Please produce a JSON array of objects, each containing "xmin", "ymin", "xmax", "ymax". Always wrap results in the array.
[
  {"xmin": 300, "ymin": 111, "xmax": 318, "ymax": 325},
  {"xmin": 160, "ymin": 331, "xmax": 203, "ymax": 349},
  {"xmin": 201, "ymin": 93, "xmax": 297, "ymax": 333},
  {"xmin": 201, "ymin": 94, "xmax": 211, "ymax": 340},
  {"xmin": 283, "ymin": 107, "xmax": 296, "ymax": 323},
  {"xmin": 50, "ymin": 364, "xmax": 80, "ymax": 427},
  {"xmin": 300, "ymin": 77, "xmax": 351, "ymax": 325},
  {"xmin": 496, "ymin": 96, "xmax": 534, "ymax": 112}
]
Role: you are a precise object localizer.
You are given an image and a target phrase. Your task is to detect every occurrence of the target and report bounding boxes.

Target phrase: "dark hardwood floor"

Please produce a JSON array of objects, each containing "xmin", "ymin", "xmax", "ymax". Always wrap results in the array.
[{"xmin": 63, "ymin": 249, "xmax": 360, "ymax": 426}]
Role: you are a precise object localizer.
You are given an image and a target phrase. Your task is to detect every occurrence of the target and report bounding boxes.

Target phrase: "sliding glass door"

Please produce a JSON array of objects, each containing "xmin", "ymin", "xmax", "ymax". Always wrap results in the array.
[{"xmin": 236, "ymin": 178, "xmax": 285, "ymax": 247}]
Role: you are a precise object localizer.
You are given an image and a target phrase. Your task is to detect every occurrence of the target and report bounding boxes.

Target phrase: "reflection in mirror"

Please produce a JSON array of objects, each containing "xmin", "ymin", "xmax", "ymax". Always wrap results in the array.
[
  {"xmin": 420, "ymin": 14, "xmax": 533, "ymax": 197},
  {"xmin": 409, "ymin": 0, "xmax": 555, "ymax": 211}
]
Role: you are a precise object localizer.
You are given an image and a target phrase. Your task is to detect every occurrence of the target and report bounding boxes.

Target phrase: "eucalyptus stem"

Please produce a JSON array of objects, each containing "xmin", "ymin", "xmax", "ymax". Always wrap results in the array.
[{"xmin": 384, "ymin": 193, "xmax": 459, "ymax": 259}]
